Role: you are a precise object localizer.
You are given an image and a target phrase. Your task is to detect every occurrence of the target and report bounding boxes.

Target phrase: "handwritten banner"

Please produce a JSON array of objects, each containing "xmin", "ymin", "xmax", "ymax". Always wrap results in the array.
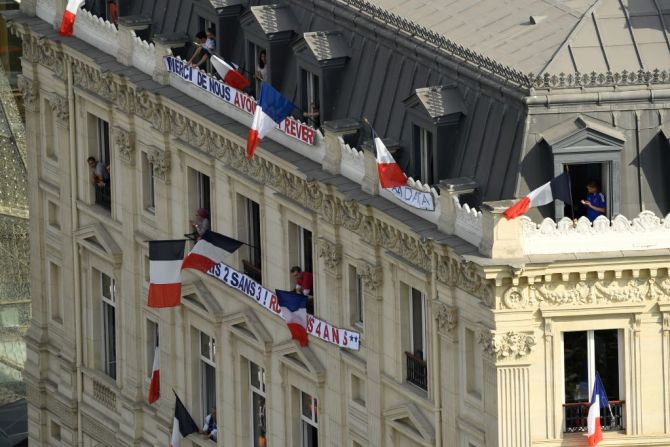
[
  {"xmin": 387, "ymin": 186, "xmax": 435, "ymax": 211},
  {"xmin": 164, "ymin": 56, "xmax": 316, "ymax": 146},
  {"xmin": 207, "ymin": 263, "xmax": 360, "ymax": 350}
]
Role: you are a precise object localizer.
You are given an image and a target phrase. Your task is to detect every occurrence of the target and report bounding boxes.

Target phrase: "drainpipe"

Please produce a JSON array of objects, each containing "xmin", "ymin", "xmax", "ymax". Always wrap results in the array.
[{"xmin": 66, "ymin": 58, "xmax": 83, "ymax": 447}]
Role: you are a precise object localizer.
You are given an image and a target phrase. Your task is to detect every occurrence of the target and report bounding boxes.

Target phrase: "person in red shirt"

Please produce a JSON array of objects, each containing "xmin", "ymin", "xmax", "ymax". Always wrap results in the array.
[
  {"xmin": 108, "ymin": 0, "xmax": 118, "ymax": 26},
  {"xmin": 290, "ymin": 266, "xmax": 313, "ymax": 296}
]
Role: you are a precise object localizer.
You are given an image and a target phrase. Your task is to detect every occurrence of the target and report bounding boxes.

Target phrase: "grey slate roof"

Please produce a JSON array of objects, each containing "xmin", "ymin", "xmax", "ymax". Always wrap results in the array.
[
  {"xmin": 302, "ymin": 31, "xmax": 350, "ymax": 62},
  {"xmin": 413, "ymin": 86, "xmax": 465, "ymax": 120},
  {"xmin": 250, "ymin": 5, "xmax": 298, "ymax": 35}
]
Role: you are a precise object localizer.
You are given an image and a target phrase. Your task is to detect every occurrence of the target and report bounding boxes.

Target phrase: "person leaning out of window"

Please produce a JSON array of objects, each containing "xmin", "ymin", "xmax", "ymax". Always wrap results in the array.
[{"xmin": 187, "ymin": 31, "xmax": 212, "ymax": 69}]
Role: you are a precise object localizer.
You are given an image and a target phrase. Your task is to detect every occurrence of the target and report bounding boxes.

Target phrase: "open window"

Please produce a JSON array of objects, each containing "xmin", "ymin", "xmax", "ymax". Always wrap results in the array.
[
  {"xmin": 100, "ymin": 271, "xmax": 117, "ymax": 380},
  {"xmin": 404, "ymin": 285, "xmax": 427, "ymax": 391},
  {"xmin": 199, "ymin": 331, "xmax": 216, "ymax": 420},
  {"xmin": 404, "ymin": 86, "xmax": 465, "ymax": 186},
  {"xmin": 300, "ymin": 391, "xmax": 318, "ymax": 447},
  {"xmin": 187, "ymin": 168, "xmax": 211, "ymax": 238},
  {"xmin": 87, "ymin": 114, "xmax": 112, "ymax": 211},
  {"xmin": 289, "ymin": 222, "xmax": 313, "ymax": 312},
  {"xmin": 562, "ymin": 329, "xmax": 624, "ymax": 433},
  {"xmin": 238, "ymin": 195, "xmax": 262, "ymax": 282},
  {"xmin": 540, "ymin": 116, "xmax": 625, "ymax": 219},
  {"xmin": 250, "ymin": 361, "xmax": 268, "ymax": 447}
]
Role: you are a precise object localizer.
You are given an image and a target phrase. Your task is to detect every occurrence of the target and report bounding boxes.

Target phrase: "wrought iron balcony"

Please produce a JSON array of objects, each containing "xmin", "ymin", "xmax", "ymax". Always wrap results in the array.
[
  {"xmin": 563, "ymin": 400, "xmax": 625, "ymax": 433},
  {"xmin": 405, "ymin": 351, "xmax": 427, "ymax": 390}
]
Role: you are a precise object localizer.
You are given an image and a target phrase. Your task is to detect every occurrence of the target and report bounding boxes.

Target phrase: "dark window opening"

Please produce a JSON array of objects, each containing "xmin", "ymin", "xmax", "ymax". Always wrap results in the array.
[
  {"xmin": 564, "ymin": 163, "xmax": 609, "ymax": 220},
  {"xmin": 242, "ymin": 198, "xmax": 262, "ymax": 283},
  {"xmin": 413, "ymin": 124, "xmax": 434, "ymax": 185},
  {"xmin": 301, "ymin": 69, "xmax": 320, "ymax": 129}
]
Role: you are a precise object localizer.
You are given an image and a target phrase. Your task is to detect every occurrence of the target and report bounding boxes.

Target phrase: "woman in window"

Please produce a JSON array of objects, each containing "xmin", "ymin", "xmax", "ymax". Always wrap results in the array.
[{"xmin": 255, "ymin": 50, "xmax": 267, "ymax": 93}]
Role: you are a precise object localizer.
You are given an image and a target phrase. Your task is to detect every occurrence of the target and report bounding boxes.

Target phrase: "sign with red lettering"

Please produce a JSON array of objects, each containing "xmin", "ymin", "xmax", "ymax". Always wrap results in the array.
[
  {"xmin": 165, "ymin": 57, "xmax": 316, "ymax": 146},
  {"xmin": 207, "ymin": 262, "xmax": 360, "ymax": 350}
]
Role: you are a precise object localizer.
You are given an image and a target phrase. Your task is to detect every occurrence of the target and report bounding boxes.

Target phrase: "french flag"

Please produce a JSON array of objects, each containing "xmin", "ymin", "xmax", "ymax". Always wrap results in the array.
[
  {"xmin": 587, "ymin": 373, "xmax": 609, "ymax": 446},
  {"xmin": 148, "ymin": 345, "xmax": 160, "ymax": 404},
  {"xmin": 504, "ymin": 172, "xmax": 572, "ymax": 219},
  {"xmin": 170, "ymin": 393, "xmax": 198, "ymax": 447},
  {"xmin": 211, "ymin": 55, "xmax": 250, "ymax": 91},
  {"xmin": 181, "ymin": 230, "xmax": 243, "ymax": 274},
  {"xmin": 147, "ymin": 240, "xmax": 185, "ymax": 308},
  {"xmin": 246, "ymin": 81, "xmax": 294, "ymax": 160},
  {"xmin": 373, "ymin": 128, "xmax": 407, "ymax": 188},
  {"xmin": 59, "ymin": 0, "xmax": 85, "ymax": 37},
  {"xmin": 275, "ymin": 289, "xmax": 309, "ymax": 347}
]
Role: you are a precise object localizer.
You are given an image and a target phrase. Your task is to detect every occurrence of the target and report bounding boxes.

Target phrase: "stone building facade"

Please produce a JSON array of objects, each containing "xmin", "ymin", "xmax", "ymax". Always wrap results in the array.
[{"xmin": 9, "ymin": 0, "xmax": 670, "ymax": 447}]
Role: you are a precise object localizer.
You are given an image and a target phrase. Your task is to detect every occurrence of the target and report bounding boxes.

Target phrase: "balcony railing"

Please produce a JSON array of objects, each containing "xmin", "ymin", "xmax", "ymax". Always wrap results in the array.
[
  {"xmin": 405, "ymin": 351, "xmax": 427, "ymax": 390},
  {"xmin": 563, "ymin": 400, "xmax": 625, "ymax": 433}
]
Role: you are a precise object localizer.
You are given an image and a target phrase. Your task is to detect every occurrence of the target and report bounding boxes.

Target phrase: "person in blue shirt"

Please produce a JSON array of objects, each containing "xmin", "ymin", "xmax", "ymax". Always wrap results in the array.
[{"xmin": 581, "ymin": 180, "xmax": 606, "ymax": 222}]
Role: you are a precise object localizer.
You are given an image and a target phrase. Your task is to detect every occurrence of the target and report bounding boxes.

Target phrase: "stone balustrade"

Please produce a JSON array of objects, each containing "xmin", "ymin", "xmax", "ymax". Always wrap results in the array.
[{"xmin": 31, "ymin": 1, "xmax": 670, "ymax": 260}]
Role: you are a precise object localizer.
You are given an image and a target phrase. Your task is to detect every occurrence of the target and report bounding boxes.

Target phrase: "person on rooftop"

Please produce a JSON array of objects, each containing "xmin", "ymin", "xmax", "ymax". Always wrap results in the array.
[
  {"xmin": 581, "ymin": 180, "xmax": 606, "ymax": 222},
  {"xmin": 187, "ymin": 31, "xmax": 211, "ymax": 69}
]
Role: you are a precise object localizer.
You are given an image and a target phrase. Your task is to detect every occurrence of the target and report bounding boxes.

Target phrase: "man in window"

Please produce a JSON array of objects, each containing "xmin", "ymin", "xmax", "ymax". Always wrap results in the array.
[
  {"xmin": 185, "ymin": 208, "xmax": 210, "ymax": 241},
  {"xmin": 187, "ymin": 32, "xmax": 211, "ymax": 69},
  {"xmin": 205, "ymin": 28, "xmax": 216, "ymax": 53},
  {"xmin": 201, "ymin": 407, "xmax": 217, "ymax": 441},
  {"xmin": 581, "ymin": 180, "xmax": 606, "ymax": 222},
  {"xmin": 290, "ymin": 266, "xmax": 313, "ymax": 312}
]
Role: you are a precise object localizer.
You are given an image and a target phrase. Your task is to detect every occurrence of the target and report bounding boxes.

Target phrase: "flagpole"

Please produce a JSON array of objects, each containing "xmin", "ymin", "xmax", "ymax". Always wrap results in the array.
[{"xmin": 565, "ymin": 165, "xmax": 576, "ymax": 222}]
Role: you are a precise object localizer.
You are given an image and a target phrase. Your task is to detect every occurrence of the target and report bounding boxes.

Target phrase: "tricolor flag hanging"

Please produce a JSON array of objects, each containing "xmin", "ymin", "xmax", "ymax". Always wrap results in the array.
[
  {"xmin": 275, "ymin": 289, "xmax": 309, "ymax": 347},
  {"xmin": 148, "ymin": 346, "xmax": 160, "ymax": 404},
  {"xmin": 587, "ymin": 372, "xmax": 610, "ymax": 446},
  {"xmin": 59, "ymin": 0, "xmax": 85, "ymax": 37},
  {"xmin": 170, "ymin": 393, "xmax": 199, "ymax": 447},
  {"xmin": 148, "ymin": 240, "xmax": 186, "ymax": 308},
  {"xmin": 182, "ymin": 230, "xmax": 244, "ymax": 274},
  {"xmin": 504, "ymin": 172, "xmax": 572, "ymax": 219},
  {"xmin": 246, "ymin": 81, "xmax": 294, "ymax": 160},
  {"xmin": 372, "ymin": 128, "xmax": 407, "ymax": 189},
  {"xmin": 211, "ymin": 55, "xmax": 250, "ymax": 91}
]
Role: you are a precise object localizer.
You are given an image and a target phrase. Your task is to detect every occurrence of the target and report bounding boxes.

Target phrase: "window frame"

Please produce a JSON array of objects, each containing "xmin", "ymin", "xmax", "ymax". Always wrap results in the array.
[
  {"xmin": 300, "ymin": 391, "xmax": 318, "ymax": 447},
  {"xmin": 348, "ymin": 265, "xmax": 364, "ymax": 328},
  {"xmin": 142, "ymin": 152, "xmax": 156, "ymax": 213},
  {"xmin": 249, "ymin": 361, "xmax": 267, "ymax": 447},
  {"xmin": 413, "ymin": 124, "xmax": 434, "ymax": 186},
  {"xmin": 101, "ymin": 272, "xmax": 117, "ymax": 380},
  {"xmin": 146, "ymin": 319, "xmax": 159, "ymax": 378},
  {"xmin": 199, "ymin": 331, "xmax": 216, "ymax": 419}
]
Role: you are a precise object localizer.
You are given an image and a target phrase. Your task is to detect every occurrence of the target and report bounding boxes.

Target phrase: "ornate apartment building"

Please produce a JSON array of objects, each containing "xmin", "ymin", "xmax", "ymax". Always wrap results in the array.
[{"xmin": 9, "ymin": 0, "xmax": 670, "ymax": 446}]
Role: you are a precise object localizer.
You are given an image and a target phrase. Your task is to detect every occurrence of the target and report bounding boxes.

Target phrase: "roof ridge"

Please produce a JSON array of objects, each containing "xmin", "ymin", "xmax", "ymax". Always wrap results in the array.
[{"xmin": 337, "ymin": 0, "xmax": 533, "ymax": 88}]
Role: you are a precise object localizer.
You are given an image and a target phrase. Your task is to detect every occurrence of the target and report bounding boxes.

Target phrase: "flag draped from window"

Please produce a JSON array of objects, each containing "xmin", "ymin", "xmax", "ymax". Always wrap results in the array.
[
  {"xmin": 504, "ymin": 172, "xmax": 572, "ymax": 219},
  {"xmin": 246, "ymin": 81, "xmax": 294, "ymax": 159},
  {"xmin": 211, "ymin": 55, "xmax": 250, "ymax": 91},
  {"xmin": 275, "ymin": 289, "xmax": 309, "ymax": 347},
  {"xmin": 587, "ymin": 372, "xmax": 609, "ymax": 446},
  {"xmin": 181, "ymin": 230, "xmax": 244, "ymax": 274},
  {"xmin": 372, "ymin": 128, "xmax": 407, "ymax": 188},
  {"xmin": 59, "ymin": 0, "xmax": 85, "ymax": 37},
  {"xmin": 148, "ymin": 240, "xmax": 186, "ymax": 308},
  {"xmin": 170, "ymin": 394, "xmax": 198, "ymax": 447},
  {"xmin": 148, "ymin": 346, "xmax": 160, "ymax": 404}
]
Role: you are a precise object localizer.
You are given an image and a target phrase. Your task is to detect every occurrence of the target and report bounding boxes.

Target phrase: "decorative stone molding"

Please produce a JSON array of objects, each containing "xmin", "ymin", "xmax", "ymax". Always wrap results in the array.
[
  {"xmin": 46, "ymin": 394, "xmax": 77, "ymax": 429},
  {"xmin": 45, "ymin": 92, "xmax": 69, "ymax": 126},
  {"xmin": 16, "ymin": 75, "xmax": 38, "ymax": 112},
  {"xmin": 357, "ymin": 262, "xmax": 382, "ymax": 292},
  {"xmin": 499, "ymin": 277, "xmax": 670, "ymax": 310},
  {"xmin": 112, "ymin": 127, "xmax": 135, "ymax": 165},
  {"xmin": 479, "ymin": 330, "xmax": 536, "ymax": 360},
  {"xmin": 434, "ymin": 302, "xmax": 457, "ymax": 333},
  {"xmin": 82, "ymin": 413, "xmax": 117, "ymax": 446},
  {"xmin": 317, "ymin": 238, "xmax": 341, "ymax": 270},
  {"xmin": 663, "ymin": 312, "xmax": 670, "ymax": 332},
  {"xmin": 146, "ymin": 147, "xmax": 171, "ymax": 183},
  {"xmin": 531, "ymin": 69, "xmax": 670, "ymax": 89},
  {"xmin": 92, "ymin": 379, "xmax": 117, "ymax": 410}
]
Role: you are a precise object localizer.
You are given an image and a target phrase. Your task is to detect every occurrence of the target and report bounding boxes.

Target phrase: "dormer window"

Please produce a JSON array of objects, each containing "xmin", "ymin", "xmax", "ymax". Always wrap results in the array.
[{"xmin": 404, "ymin": 85, "xmax": 466, "ymax": 186}]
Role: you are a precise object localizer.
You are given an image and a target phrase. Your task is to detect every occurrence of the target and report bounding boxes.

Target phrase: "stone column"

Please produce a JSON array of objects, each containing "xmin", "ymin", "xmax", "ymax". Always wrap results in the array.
[
  {"xmin": 661, "ymin": 308, "xmax": 670, "ymax": 434},
  {"xmin": 479, "ymin": 200, "xmax": 524, "ymax": 258},
  {"xmin": 434, "ymin": 301, "xmax": 458, "ymax": 447},
  {"xmin": 152, "ymin": 33, "xmax": 188, "ymax": 85},
  {"xmin": 316, "ymin": 237, "xmax": 342, "ymax": 325},
  {"xmin": 361, "ymin": 143, "xmax": 379, "ymax": 196},
  {"xmin": 479, "ymin": 329, "xmax": 537, "ymax": 447},
  {"xmin": 437, "ymin": 177, "xmax": 478, "ymax": 234},
  {"xmin": 321, "ymin": 118, "xmax": 360, "ymax": 175}
]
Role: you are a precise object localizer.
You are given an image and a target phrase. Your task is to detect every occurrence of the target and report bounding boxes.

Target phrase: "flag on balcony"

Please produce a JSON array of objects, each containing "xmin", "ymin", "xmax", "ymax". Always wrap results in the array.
[
  {"xmin": 59, "ymin": 0, "xmax": 85, "ymax": 37},
  {"xmin": 372, "ymin": 128, "xmax": 407, "ymax": 188},
  {"xmin": 148, "ymin": 240, "xmax": 186, "ymax": 308},
  {"xmin": 148, "ymin": 346, "xmax": 160, "ymax": 404},
  {"xmin": 247, "ymin": 81, "xmax": 294, "ymax": 159},
  {"xmin": 170, "ymin": 393, "xmax": 198, "ymax": 447},
  {"xmin": 587, "ymin": 372, "xmax": 609, "ymax": 446},
  {"xmin": 211, "ymin": 55, "xmax": 250, "ymax": 91},
  {"xmin": 275, "ymin": 289, "xmax": 309, "ymax": 347},
  {"xmin": 182, "ymin": 230, "xmax": 244, "ymax": 274},
  {"xmin": 504, "ymin": 172, "xmax": 572, "ymax": 219}
]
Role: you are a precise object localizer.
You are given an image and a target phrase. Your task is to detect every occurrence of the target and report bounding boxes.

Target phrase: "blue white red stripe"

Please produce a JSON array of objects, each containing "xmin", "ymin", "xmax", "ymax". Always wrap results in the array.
[
  {"xmin": 587, "ymin": 373, "xmax": 609, "ymax": 446},
  {"xmin": 211, "ymin": 55, "xmax": 250, "ymax": 91},
  {"xmin": 147, "ymin": 240, "xmax": 185, "ymax": 308},
  {"xmin": 246, "ymin": 81, "xmax": 294, "ymax": 159},
  {"xmin": 181, "ymin": 230, "xmax": 243, "ymax": 274},
  {"xmin": 372, "ymin": 128, "xmax": 407, "ymax": 188},
  {"xmin": 275, "ymin": 289, "xmax": 309, "ymax": 347},
  {"xmin": 59, "ymin": 0, "xmax": 85, "ymax": 37}
]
